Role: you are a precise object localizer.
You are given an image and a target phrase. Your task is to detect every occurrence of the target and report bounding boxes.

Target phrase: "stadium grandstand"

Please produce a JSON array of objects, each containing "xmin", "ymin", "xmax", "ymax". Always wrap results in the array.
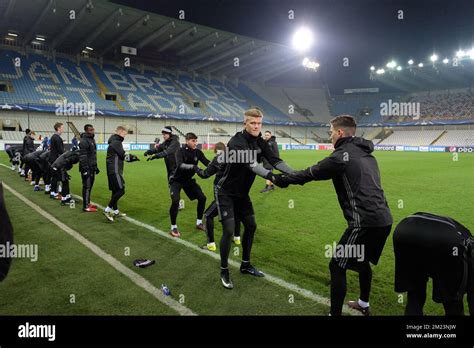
[{"xmin": 0, "ymin": 0, "xmax": 473, "ymax": 151}]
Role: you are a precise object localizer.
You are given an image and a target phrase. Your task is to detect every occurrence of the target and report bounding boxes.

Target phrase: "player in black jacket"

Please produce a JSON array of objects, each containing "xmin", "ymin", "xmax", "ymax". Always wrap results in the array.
[
  {"xmin": 79, "ymin": 124, "xmax": 98, "ymax": 212},
  {"xmin": 49, "ymin": 123, "xmax": 65, "ymax": 200},
  {"xmin": 21, "ymin": 129, "xmax": 36, "ymax": 179},
  {"xmin": 197, "ymin": 142, "xmax": 241, "ymax": 251},
  {"xmin": 164, "ymin": 132, "xmax": 209, "ymax": 237},
  {"xmin": 260, "ymin": 131, "xmax": 279, "ymax": 193},
  {"xmin": 104, "ymin": 126, "xmax": 128, "ymax": 222},
  {"xmin": 23, "ymin": 148, "xmax": 46, "ymax": 191},
  {"xmin": 273, "ymin": 115, "xmax": 393, "ymax": 316},
  {"xmin": 393, "ymin": 212, "xmax": 473, "ymax": 316},
  {"xmin": 214, "ymin": 108, "xmax": 294, "ymax": 289},
  {"xmin": 144, "ymin": 126, "xmax": 180, "ymax": 179},
  {"xmin": 6, "ymin": 145, "xmax": 23, "ymax": 172},
  {"xmin": 51, "ymin": 150, "xmax": 80, "ymax": 206}
]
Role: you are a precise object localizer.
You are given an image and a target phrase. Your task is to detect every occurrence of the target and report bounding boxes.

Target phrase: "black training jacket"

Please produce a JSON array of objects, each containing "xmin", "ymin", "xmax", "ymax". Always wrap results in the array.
[
  {"xmin": 23, "ymin": 150, "xmax": 44, "ymax": 164},
  {"xmin": 150, "ymin": 134, "xmax": 180, "ymax": 177},
  {"xmin": 171, "ymin": 146, "xmax": 210, "ymax": 183},
  {"xmin": 215, "ymin": 130, "xmax": 291, "ymax": 197},
  {"xmin": 49, "ymin": 133, "xmax": 64, "ymax": 163},
  {"xmin": 51, "ymin": 150, "xmax": 80, "ymax": 171},
  {"xmin": 106, "ymin": 134, "xmax": 125, "ymax": 176},
  {"xmin": 79, "ymin": 132, "xmax": 97, "ymax": 174},
  {"xmin": 282, "ymin": 136, "xmax": 392, "ymax": 228}
]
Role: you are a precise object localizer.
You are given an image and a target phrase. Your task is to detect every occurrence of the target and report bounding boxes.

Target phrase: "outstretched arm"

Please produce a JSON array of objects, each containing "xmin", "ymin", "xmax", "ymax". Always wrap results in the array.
[{"xmin": 273, "ymin": 151, "xmax": 347, "ymax": 188}]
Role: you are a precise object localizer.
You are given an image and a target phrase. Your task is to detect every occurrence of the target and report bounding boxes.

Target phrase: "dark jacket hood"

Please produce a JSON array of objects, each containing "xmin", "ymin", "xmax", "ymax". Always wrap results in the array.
[
  {"xmin": 108, "ymin": 134, "xmax": 124, "ymax": 144},
  {"xmin": 335, "ymin": 136, "xmax": 374, "ymax": 154}
]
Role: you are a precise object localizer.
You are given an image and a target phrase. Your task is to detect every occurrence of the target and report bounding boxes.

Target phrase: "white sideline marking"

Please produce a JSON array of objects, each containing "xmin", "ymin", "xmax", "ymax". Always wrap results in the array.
[
  {"xmin": 0, "ymin": 162, "xmax": 358, "ymax": 315},
  {"xmin": 2, "ymin": 181, "xmax": 196, "ymax": 316}
]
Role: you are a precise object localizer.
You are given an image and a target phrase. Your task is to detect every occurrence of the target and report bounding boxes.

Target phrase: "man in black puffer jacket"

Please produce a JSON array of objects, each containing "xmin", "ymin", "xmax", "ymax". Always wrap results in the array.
[
  {"xmin": 274, "ymin": 115, "xmax": 393, "ymax": 316},
  {"xmin": 79, "ymin": 124, "xmax": 98, "ymax": 212},
  {"xmin": 144, "ymin": 126, "xmax": 180, "ymax": 179}
]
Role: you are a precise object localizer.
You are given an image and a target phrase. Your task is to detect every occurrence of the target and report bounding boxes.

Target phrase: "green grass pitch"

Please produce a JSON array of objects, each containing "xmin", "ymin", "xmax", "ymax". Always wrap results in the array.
[{"xmin": 0, "ymin": 149, "xmax": 472, "ymax": 315}]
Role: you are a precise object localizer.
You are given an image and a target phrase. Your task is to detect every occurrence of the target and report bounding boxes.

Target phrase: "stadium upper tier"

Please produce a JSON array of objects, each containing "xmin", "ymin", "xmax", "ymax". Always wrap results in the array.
[
  {"xmin": 0, "ymin": 49, "xmax": 301, "ymax": 124},
  {"xmin": 330, "ymin": 89, "xmax": 474, "ymax": 123}
]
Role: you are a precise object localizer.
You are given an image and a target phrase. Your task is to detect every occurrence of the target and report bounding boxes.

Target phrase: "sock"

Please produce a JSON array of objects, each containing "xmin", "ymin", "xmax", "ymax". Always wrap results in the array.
[
  {"xmin": 45, "ymin": 185, "xmax": 50, "ymax": 191},
  {"xmin": 50, "ymin": 191, "xmax": 56, "ymax": 196},
  {"xmin": 234, "ymin": 236, "xmax": 240, "ymax": 240},
  {"xmin": 105, "ymin": 206, "xmax": 112, "ymax": 213},
  {"xmin": 208, "ymin": 242, "xmax": 216, "ymax": 247},
  {"xmin": 114, "ymin": 209, "xmax": 119, "ymax": 215},
  {"xmin": 171, "ymin": 224, "xmax": 177, "ymax": 230},
  {"xmin": 358, "ymin": 299, "xmax": 369, "ymax": 308},
  {"xmin": 196, "ymin": 219, "xmax": 202, "ymax": 225}
]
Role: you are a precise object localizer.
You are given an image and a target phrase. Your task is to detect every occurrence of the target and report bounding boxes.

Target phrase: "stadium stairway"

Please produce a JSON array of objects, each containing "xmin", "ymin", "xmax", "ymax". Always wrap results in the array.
[
  {"xmin": 430, "ymin": 130, "xmax": 448, "ymax": 145},
  {"xmin": 87, "ymin": 63, "xmax": 124, "ymax": 111},
  {"xmin": 276, "ymin": 129, "xmax": 304, "ymax": 144},
  {"xmin": 172, "ymin": 126, "xmax": 186, "ymax": 137}
]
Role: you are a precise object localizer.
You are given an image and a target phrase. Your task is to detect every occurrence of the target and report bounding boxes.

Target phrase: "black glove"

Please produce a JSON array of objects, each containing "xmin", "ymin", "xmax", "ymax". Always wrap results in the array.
[
  {"xmin": 272, "ymin": 174, "xmax": 290, "ymax": 188},
  {"xmin": 147, "ymin": 155, "xmax": 157, "ymax": 161},
  {"xmin": 95, "ymin": 168, "xmax": 100, "ymax": 175},
  {"xmin": 196, "ymin": 168, "xmax": 204, "ymax": 178},
  {"xmin": 193, "ymin": 165, "xmax": 201, "ymax": 173},
  {"xmin": 144, "ymin": 149, "xmax": 154, "ymax": 157}
]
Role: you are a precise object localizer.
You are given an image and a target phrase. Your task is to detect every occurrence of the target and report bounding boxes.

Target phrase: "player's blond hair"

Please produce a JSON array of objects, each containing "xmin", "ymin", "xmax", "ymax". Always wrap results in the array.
[
  {"xmin": 116, "ymin": 125, "xmax": 127, "ymax": 132},
  {"xmin": 244, "ymin": 107, "xmax": 263, "ymax": 122}
]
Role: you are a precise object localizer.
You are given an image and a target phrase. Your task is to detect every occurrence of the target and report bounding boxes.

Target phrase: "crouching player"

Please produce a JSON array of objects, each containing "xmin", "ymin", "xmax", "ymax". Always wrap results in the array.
[
  {"xmin": 393, "ymin": 212, "xmax": 473, "ymax": 316},
  {"xmin": 51, "ymin": 150, "xmax": 80, "ymax": 206},
  {"xmin": 22, "ymin": 147, "xmax": 47, "ymax": 192}
]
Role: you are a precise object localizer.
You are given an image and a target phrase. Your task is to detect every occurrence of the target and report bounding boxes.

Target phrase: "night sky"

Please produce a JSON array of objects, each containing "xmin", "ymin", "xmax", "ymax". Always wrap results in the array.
[{"xmin": 112, "ymin": 0, "xmax": 474, "ymax": 92}]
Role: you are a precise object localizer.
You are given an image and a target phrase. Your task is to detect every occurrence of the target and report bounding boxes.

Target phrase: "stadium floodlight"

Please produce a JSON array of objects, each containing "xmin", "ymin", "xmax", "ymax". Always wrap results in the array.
[
  {"xmin": 443, "ymin": 58, "xmax": 449, "ymax": 64},
  {"xmin": 386, "ymin": 61, "xmax": 396, "ymax": 69},
  {"xmin": 430, "ymin": 54, "xmax": 438, "ymax": 62},
  {"xmin": 35, "ymin": 36, "xmax": 45, "ymax": 41},
  {"xmin": 7, "ymin": 32, "xmax": 18, "ymax": 37},
  {"xmin": 396, "ymin": 66, "xmax": 402, "ymax": 71},
  {"xmin": 376, "ymin": 68, "xmax": 385, "ymax": 74},
  {"xmin": 85, "ymin": 46, "xmax": 94, "ymax": 51},
  {"xmin": 456, "ymin": 50, "xmax": 465, "ymax": 58},
  {"xmin": 418, "ymin": 63, "xmax": 424, "ymax": 67},
  {"xmin": 292, "ymin": 27, "xmax": 314, "ymax": 52},
  {"xmin": 302, "ymin": 57, "xmax": 319, "ymax": 70},
  {"xmin": 469, "ymin": 49, "xmax": 474, "ymax": 59},
  {"xmin": 370, "ymin": 66, "xmax": 375, "ymax": 71},
  {"xmin": 408, "ymin": 59, "xmax": 414, "ymax": 65}
]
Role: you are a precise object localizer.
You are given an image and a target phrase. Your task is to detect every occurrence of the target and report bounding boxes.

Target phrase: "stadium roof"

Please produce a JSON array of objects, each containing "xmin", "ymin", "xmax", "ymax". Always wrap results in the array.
[{"xmin": 0, "ymin": 0, "xmax": 306, "ymax": 82}]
